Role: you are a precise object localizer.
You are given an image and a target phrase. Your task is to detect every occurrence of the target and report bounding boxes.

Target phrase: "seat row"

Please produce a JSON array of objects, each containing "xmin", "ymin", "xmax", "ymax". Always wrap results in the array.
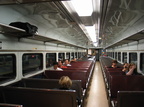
[
  {"xmin": 0, "ymin": 86, "xmax": 77, "ymax": 107},
  {"xmin": 45, "ymin": 60, "xmax": 95, "ymax": 89},
  {"xmin": 0, "ymin": 57, "xmax": 96, "ymax": 107},
  {"xmin": 100, "ymin": 56, "xmax": 144, "ymax": 107}
]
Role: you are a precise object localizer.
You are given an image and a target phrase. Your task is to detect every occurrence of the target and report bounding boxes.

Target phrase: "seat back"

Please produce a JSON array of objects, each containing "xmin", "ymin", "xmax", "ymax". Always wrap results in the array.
[
  {"xmin": 117, "ymin": 91, "xmax": 144, "ymax": 107},
  {"xmin": 44, "ymin": 70, "xmax": 87, "ymax": 88},
  {"xmin": 0, "ymin": 87, "xmax": 77, "ymax": 107},
  {"xmin": 110, "ymin": 75, "xmax": 144, "ymax": 98},
  {"xmin": 9, "ymin": 78, "xmax": 83, "ymax": 99}
]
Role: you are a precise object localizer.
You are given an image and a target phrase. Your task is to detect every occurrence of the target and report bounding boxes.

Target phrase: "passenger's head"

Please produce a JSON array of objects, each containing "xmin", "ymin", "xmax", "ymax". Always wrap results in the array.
[
  {"xmin": 111, "ymin": 60, "xmax": 118, "ymax": 68},
  {"xmin": 59, "ymin": 76, "xmax": 72, "ymax": 89},
  {"xmin": 58, "ymin": 60, "xmax": 63, "ymax": 67},
  {"xmin": 123, "ymin": 63, "xmax": 129, "ymax": 68},
  {"xmin": 74, "ymin": 58, "xmax": 77, "ymax": 61},
  {"xmin": 71, "ymin": 58, "xmax": 77, "ymax": 62},
  {"xmin": 129, "ymin": 63, "xmax": 136, "ymax": 69},
  {"xmin": 53, "ymin": 62, "xmax": 58, "ymax": 70},
  {"xmin": 64, "ymin": 59, "xmax": 69, "ymax": 64},
  {"xmin": 122, "ymin": 63, "xmax": 129, "ymax": 72},
  {"xmin": 112, "ymin": 60, "xmax": 118, "ymax": 64}
]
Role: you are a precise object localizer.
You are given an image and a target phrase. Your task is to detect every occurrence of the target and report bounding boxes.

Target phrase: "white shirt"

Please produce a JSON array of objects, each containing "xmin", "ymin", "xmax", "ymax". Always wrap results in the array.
[
  {"xmin": 48, "ymin": 67, "xmax": 63, "ymax": 71},
  {"xmin": 66, "ymin": 64, "xmax": 71, "ymax": 66}
]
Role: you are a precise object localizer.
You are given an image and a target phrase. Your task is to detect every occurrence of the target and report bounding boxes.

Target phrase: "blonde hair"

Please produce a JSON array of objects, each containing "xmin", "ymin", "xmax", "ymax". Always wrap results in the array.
[
  {"xmin": 59, "ymin": 76, "xmax": 72, "ymax": 89},
  {"xmin": 128, "ymin": 63, "xmax": 136, "ymax": 68}
]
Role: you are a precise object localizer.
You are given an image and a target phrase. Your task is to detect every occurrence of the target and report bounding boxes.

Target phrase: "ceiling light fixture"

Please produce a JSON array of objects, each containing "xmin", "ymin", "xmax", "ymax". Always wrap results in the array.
[{"xmin": 71, "ymin": 0, "xmax": 93, "ymax": 16}]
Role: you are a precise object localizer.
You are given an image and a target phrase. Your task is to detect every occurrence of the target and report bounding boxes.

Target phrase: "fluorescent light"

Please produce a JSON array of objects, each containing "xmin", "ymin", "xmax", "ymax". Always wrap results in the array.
[
  {"xmin": 71, "ymin": 0, "xmax": 93, "ymax": 16},
  {"xmin": 85, "ymin": 26, "xmax": 96, "ymax": 42},
  {"xmin": 93, "ymin": 42, "xmax": 98, "ymax": 47}
]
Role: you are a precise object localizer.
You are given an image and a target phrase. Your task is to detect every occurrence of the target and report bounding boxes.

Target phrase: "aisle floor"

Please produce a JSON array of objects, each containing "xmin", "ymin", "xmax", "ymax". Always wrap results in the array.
[{"xmin": 83, "ymin": 61, "xmax": 109, "ymax": 107}]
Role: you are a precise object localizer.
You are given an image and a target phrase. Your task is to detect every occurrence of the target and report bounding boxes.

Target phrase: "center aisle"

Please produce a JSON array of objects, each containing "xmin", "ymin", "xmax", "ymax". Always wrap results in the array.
[{"xmin": 83, "ymin": 61, "xmax": 109, "ymax": 107}]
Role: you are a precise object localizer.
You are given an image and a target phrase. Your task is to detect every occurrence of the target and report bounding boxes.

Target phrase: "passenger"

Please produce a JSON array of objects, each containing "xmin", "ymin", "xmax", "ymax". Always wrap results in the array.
[
  {"xmin": 106, "ymin": 60, "xmax": 118, "ymax": 68},
  {"xmin": 111, "ymin": 60, "xmax": 118, "ymax": 68},
  {"xmin": 71, "ymin": 58, "xmax": 77, "ymax": 62},
  {"xmin": 58, "ymin": 60, "xmax": 67, "ymax": 68},
  {"xmin": 59, "ymin": 76, "xmax": 72, "ymax": 90},
  {"xmin": 48, "ymin": 62, "xmax": 63, "ymax": 71},
  {"xmin": 63, "ymin": 59, "xmax": 71, "ymax": 66},
  {"xmin": 125, "ymin": 63, "xmax": 136, "ymax": 75},
  {"xmin": 59, "ymin": 76, "xmax": 81, "ymax": 105},
  {"xmin": 122, "ymin": 63, "xmax": 129, "ymax": 72}
]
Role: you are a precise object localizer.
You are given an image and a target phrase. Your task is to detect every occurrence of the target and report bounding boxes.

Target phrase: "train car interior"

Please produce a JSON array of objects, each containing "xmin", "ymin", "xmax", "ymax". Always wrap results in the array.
[{"xmin": 0, "ymin": 0, "xmax": 144, "ymax": 107}]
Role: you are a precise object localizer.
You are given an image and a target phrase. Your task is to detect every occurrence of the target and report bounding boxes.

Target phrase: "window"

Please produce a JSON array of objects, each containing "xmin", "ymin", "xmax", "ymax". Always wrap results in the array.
[
  {"xmin": 82, "ymin": 52, "xmax": 86, "ymax": 57},
  {"xmin": 112, "ymin": 52, "xmax": 114, "ymax": 58},
  {"xmin": 78, "ymin": 52, "xmax": 81, "ymax": 58},
  {"xmin": 110, "ymin": 52, "xmax": 113, "ymax": 57},
  {"xmin": 75, "ymin": 52, "xmax": 78, "ymax": 58},
  {"xmin": 46, "ymin": 53, "xmax": 56, "ymax": 68},
  {"xmin": 118, "ymin": 52, "xmax": 121, "ymax": 61},
  {"xmin": 122, "ymin": 52, "xmax": 127, "ymax": 63},
  {"xmin": 107, "ymin": 52, "xmax": 110, "ymax": 57},
  {"xmin": 129, "ymin": 53, "xmax": 137, "ymax": 64},
  {"xmin": 71, "ymin": 52, "xmax": 74, "ymax": 59},
  {"xmin": 0, "ymin": 54, "xmax": 16, "ymax": 83},
  {"xmin": 140, "ymin": 53, "xmax": 144, "ymax": 73},
  {"xmin": 22, "ymin": 53, "xmax": 43, "ymax": 75},
  {"xmin": 58, "ymin": 53, "xmax": 65, "ymax": 60},
  {"xmin": 115, "ymin": 52, "xmax": 117, "ymax": 60},
  {"xmin": 66, "ymin": 53, "xmax": 70, "ymax": 59}
]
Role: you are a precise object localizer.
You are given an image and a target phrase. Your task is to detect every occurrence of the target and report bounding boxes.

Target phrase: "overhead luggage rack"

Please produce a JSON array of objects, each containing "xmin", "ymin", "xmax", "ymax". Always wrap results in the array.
[
  {"xmin": 0, "ymin": 0, "xmax": 70, "ymax": 5},
  {"xmin": 0, "ymin": 23, "xmax": 86, "ymax": 49}
]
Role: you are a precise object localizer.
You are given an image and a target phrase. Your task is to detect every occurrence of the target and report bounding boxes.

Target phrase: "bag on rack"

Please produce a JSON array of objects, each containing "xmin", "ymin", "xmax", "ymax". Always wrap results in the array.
[{"xmin": 9, "ymin": 22, "xmax": 38, "ymax": 36}]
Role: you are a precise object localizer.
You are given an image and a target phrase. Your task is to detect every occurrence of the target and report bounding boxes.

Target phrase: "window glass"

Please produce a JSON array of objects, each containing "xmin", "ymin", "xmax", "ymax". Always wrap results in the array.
[
  {"xmin": 22, "ymin": 53, "xmax": 43, "ymax": 75},
  {"xmin": 140, "ymin": 53, "xmax": 144, "ymax": 73},
  {"xmin": 109, "ymin": 52, "xmax": 111, "ymax": 57},
  {"xmin": 46, "ymin": 53, "xmax": 56, "ymax": 68},
  {"xmin": 129, "ymin": 53, "xmax": 137, "ymax": 64},
  {"xmin": 118, "ymin": 52, "xmax": 121, "ymax": 61},
  {"xmin": 66, "ymin": 53, "xmax": 70, "ymax": 59},
  {"xmin": 75, "ymin": 52, "xmax": 78, "ymax": 58},
  {"xmin": 110, "ymin": 52, "xmax": 113, "ymax": 57},
  {"xmin": 107, "ymin": 52, "xmax": 109, "ymax": 56},
  {"xmin": 82, "ymin": 52, "xmax": 85, "ymax": 57},
  {"xmin": 122, "ymin": 52, "xmax": 127, "ymax": 63},
  {"xmin": 71, "ymin": 52, "xmax": 74, "ymax": 59},
  {"xmin": 107, "ymin": 52, "xmax": 109, "ymax": 57},
  {"xmin": 112, "ymin": 52, "xmax": 114, "ymax": 58},
  {"xmin": 78, "ymin": 52, "xmax": 81, "ymax": 58},
  {"xmin": 115, "ymin": 52, "xmax": 117, "ymax": 60},
  {"xmin": 58, "ymin": 53, "xmax": 64, "ymax": 60},
  {"xmin": 0, "ymin": 54, "xmax": 16, "ymax": 83}
]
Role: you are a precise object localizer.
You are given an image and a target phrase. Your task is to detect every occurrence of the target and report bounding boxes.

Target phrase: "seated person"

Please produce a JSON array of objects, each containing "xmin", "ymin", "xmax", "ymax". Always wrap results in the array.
[
  {"xmin": 48, "ymin": 62, "xmax": 63, "ymax": 71},
  {"xmin": 125, "ymin": 63, "xmax": 137, "ymax": 75},
  {"xmin": 58, "ymin": 60, "xmax": 67, "ymax": 68},
  {"xmin": 63, "ymin": 59, "xmax": 71, "ymax": 66},
  {"xmin": 59, "ymin": 76, "xmax": 81, "ymax": 105},
  {"xmin": 122, "ymin": 63, "xmax": 129, "ymax": 72},
  {"xmin": 59, "ymin": 76, "xmax": 72, "ymax": 90},
  {"xmin": 71, "ymin": 58, "xmax": 77, "ymax": 62},
  {"xmin": 106, "ymin": 60, "xmax": 118, "ymax": 68}
]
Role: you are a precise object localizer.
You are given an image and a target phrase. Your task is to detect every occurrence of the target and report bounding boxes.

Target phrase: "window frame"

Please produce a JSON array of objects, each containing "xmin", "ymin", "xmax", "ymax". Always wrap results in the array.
[
  {"xmin": 118, "ymin": 52, "xmax": 121, "ymax": 62},
  {"xmin": 22, "ymin": 53, "xmax": 43, "ymax": 76},
  {"xmin": 46, "ymin": 53, "xmax": 56, "ymax": 68},
  {"xmin": 0, "ymin": 54, "xmax": 16, "ymax": 83},
  {"xmin": 122, "ymin": 52, "xmax": 127, "ymax": 63},
  {"xmin": 129, "ymin": 52, "xmax": 137, "ymax": 64}
]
